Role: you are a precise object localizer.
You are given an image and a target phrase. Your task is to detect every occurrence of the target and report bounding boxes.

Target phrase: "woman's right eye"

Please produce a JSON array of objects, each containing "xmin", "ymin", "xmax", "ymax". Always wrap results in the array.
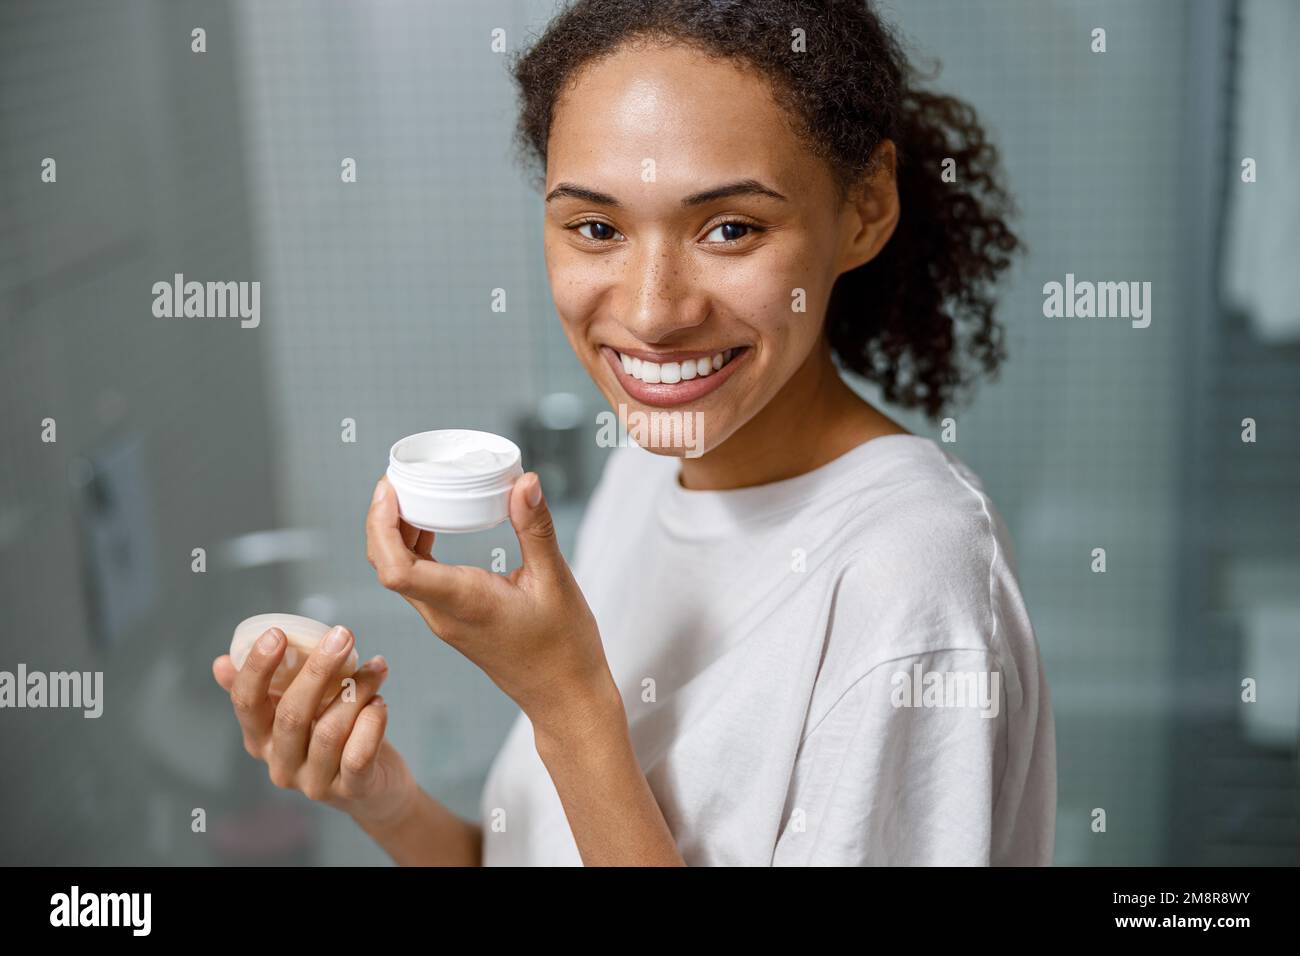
[{"xmin": 572, "ymin": 220, "xmax": 623, "ymax": 242}]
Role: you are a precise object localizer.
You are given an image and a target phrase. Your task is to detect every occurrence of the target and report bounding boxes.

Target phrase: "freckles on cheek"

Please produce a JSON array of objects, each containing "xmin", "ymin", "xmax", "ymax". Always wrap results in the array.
[{"xmin": 717, "ymin": 263, "xmax": 806, "ymax": 339}]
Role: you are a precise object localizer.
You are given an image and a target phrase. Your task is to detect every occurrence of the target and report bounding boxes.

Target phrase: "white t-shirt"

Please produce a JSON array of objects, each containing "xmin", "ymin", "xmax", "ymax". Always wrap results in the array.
[{"xmin": 480, "ymin": 434, "xmax": 1056, "ymax": 865}]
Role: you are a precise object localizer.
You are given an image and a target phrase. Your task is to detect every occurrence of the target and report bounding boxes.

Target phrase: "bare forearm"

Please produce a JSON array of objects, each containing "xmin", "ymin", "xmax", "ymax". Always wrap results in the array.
[
  {"xmin": 534, "ymin": 695, "xmax": 684, "ymax": 867},
  {"xmin": 352, "ymin": 786, "xmax": 482, "ymax": 866}
]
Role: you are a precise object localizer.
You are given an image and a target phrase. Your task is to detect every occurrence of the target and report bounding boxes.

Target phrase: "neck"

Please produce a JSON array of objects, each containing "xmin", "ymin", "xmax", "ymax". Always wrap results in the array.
[{"xmin": 678, "ymin": 339, "xmax": 908, "ymax": 491}]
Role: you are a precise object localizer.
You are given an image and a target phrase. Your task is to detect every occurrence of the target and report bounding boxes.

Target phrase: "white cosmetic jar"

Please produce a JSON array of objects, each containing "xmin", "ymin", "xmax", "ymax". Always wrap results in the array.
[
  {"xmin": 386, "ymin": 429, "xmax": 524, "ymax": 534},
  {"xmin": 229, "ymin": 613, "xmax": 360, "ymax": 697}
]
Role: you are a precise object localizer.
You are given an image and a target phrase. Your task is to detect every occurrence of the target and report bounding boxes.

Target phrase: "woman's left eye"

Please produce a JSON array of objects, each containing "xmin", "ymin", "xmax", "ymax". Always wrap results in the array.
[{"xmin": 703, "ymin": 221, "xmax": 763, "ymax": 244}]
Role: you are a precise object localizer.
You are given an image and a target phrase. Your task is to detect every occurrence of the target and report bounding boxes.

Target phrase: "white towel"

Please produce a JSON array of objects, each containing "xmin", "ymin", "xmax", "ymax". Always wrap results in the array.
[
  {"xmin": 1240, "ymin": 604, "xmax": 1300, "ymax": 749},
  {"xmin": 1221, "ymin": 0, "xmax": 1300, "ymax": 342}
]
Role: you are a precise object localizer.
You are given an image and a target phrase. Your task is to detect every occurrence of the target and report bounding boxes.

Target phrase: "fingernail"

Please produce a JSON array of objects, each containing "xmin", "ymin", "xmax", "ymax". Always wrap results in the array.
[
  {"xmin": 322, "ymin": 626, "xmax": 350, "ymax": 653},
  {"xmin": 373, "ymin": 480, "xmax": 387, "ymax": 503},
  {"xmin": 527, "ymin": 474, "xmax": 543, "ymax": 509},
  {"xmin": 373, "ymin": 695, "xmax": 387, "ymax": 707},
  {"xmin": 257, "ymin": 629, "xmax": 282, "ymax": 653},
  {"xmin": 365, "ymin": 655, "xmax": 388, "ymax": 672}
]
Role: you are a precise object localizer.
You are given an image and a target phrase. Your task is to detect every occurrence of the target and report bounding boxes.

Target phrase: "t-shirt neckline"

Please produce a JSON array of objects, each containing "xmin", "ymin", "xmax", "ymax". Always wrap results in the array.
[{"xmin": 653, "ymin": 433, "xmax": 934, "ymax": 539}]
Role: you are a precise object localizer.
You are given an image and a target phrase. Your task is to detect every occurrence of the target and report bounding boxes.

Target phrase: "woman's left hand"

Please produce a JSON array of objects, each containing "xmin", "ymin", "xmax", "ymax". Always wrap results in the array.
[{"xmin": 365, "ymin": 473, "xmax": 621, "ymax": 740}]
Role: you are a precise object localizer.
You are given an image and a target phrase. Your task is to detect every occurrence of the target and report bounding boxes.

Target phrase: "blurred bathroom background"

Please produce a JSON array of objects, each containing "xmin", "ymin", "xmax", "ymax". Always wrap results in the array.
[{"xmin": 1, "ymin": 0, "xmax": 1296, "ymax": 865}]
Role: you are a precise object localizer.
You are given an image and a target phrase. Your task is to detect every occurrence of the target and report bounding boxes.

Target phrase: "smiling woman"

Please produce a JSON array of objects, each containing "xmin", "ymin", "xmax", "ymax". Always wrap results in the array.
[
  {"xmin": 214, "ymin": 0, "xmax": 1054, "ymax": 869},
  {"xmin": 473, "ymin": 0, "xmax": 1054, "ymax": 866}
]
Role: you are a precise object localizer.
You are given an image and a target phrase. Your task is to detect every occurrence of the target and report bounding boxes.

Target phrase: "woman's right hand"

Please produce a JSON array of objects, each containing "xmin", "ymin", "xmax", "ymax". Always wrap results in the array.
[{"xmin": 212, "ymin": 625, "xmax": 418, "ymax": 829}]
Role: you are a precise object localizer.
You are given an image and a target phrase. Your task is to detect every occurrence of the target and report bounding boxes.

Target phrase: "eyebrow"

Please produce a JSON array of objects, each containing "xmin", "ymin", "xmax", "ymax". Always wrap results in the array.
[{"xmin": 545, "ymin": 178, "xmax": 788, "ymax": 208}]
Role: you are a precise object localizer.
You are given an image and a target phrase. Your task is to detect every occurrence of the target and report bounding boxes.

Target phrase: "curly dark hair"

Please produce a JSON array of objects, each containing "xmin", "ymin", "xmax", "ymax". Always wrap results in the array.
[{"xmin": 509, "ymin": 0, "xmax": 1021, "ymax": 421}]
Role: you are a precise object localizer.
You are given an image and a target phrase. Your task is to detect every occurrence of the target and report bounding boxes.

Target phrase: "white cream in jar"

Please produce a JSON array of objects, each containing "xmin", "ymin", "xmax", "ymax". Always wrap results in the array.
[{"xmin": 386, "ymin": 429, "xmax": 524, "ymax": 533}]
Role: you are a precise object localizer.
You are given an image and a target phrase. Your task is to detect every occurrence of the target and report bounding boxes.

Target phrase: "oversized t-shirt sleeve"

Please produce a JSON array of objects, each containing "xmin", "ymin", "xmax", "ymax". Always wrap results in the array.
[{"xmin": 772, "ymin": 646, "xmax": 1010, "ymax": 866}]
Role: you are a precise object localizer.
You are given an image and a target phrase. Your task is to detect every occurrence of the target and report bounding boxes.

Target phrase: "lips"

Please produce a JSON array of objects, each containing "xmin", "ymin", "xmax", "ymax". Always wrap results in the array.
[{"xmin": 601, "ymin": 345, "xmax": 749, "ymax": 407}]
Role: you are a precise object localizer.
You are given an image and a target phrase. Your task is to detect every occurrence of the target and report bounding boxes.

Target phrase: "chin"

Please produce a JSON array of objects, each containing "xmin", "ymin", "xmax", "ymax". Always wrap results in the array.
[
  {"xmin": 632, "ymin": 440, "xmax": 703, "ymax": 459},
  {"xmin": 592, "ymin": 390, "xmax": 725, "ymax": 461}
]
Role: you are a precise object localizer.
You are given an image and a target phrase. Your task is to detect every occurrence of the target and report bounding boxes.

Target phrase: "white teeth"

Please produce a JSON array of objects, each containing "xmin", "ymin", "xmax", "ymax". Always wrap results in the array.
[{"xmin": 615, "ymin": 350, "xmax": 735, "ymax": 384}]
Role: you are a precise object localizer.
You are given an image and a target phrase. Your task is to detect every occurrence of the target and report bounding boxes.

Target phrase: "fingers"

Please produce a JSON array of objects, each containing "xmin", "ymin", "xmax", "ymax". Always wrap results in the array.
[
  {"xmin": 299, "ymin": 655, "xmax": 389, "ymax": 799},
  {"xmin": 228, "ymin": 628, "xmax": 286, "ymax": 758},
  {"xmin": 338, "ymin": 696, "xmax": 390, "ymax": 799},
  {"xmin": 401, "ymin": 519, "xmax": 436, "ymax": 560},
  {"xmin": 366, "ymin": 477, "xmax": 418, "ymax": 591},
  {"xmin": 268, "ymin": 626, "xmax": 356, "ymax": 786},
  {"xmin": 414, "ymin": 529, "xmax": 435, "ymax": 559},
  {"xmin": 366, "ymin": 476, "xmax": 474, "ymax": 613},
  {"xmin": 212, "ymin": 654, "xmax": 237, "ymax": 691}
]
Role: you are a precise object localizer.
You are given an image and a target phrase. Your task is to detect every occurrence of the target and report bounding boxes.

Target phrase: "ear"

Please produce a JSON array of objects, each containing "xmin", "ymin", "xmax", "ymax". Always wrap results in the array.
[{"xmin": 838, "ymin": 139, "xmax": 900, "ymax": 274}]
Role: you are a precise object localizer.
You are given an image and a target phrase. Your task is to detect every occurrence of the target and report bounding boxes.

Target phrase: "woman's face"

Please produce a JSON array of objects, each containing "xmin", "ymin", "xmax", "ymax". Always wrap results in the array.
[{"xmin": 543, "ymin": 41, "xmax": 881, "ymax": 457}]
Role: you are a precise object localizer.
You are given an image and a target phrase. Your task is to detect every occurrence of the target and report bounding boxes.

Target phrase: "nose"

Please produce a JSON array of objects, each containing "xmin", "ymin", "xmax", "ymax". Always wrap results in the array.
[{"xmin": 618, "ymin": 237, "xmax": 707, "ymax": 344}]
